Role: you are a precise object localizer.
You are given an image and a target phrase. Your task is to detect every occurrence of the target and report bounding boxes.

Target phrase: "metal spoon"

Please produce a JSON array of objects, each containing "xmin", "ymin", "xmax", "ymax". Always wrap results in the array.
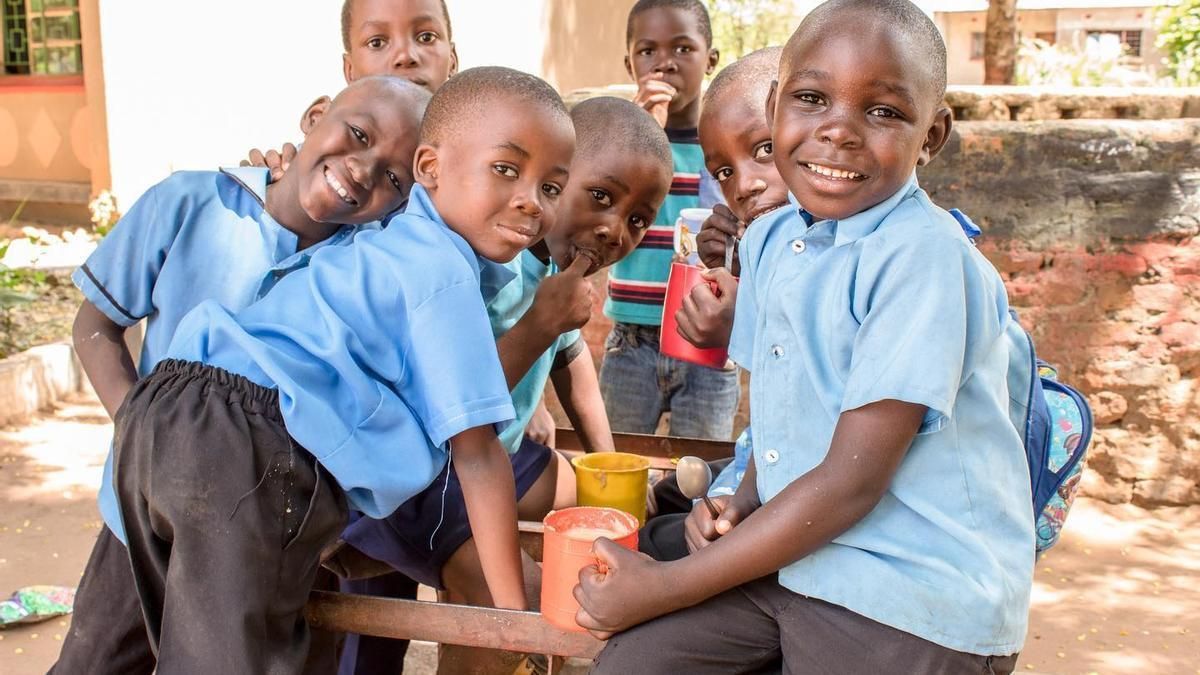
[{"xmin": 676, "ymin": 456, "xmax": 720, "ymax": 519}]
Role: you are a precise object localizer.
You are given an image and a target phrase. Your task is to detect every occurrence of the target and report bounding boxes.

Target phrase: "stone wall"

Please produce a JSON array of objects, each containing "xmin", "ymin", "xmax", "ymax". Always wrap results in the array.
[{"xmin": 561, "ymin": 118, "xmax": 1200, "ymax": 507}]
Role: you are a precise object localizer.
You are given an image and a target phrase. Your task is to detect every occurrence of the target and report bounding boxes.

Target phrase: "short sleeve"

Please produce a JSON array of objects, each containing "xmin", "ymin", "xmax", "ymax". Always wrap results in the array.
[
  {"xmin": 72, "ymin": 182, "xmax": 176, "ymax": 327},
  {"xmin": 727, "ymin": 223, "xmax": 762, "ymax": 370},
  {"xmin": 840, "ymin": 231, "xmax": 1007, "ymax": 434},
  {"xmin": 403, "ymin": 282, "xmax": 515, "ymax": 447},
  {"xmin": 553, "ymin": 328, "xmax": 582, "ymax": 353}
]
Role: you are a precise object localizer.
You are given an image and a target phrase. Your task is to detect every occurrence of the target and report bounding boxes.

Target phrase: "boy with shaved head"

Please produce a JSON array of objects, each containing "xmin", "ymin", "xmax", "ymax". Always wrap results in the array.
[
  {"xmin": 577, "ymin": 2, "xmax": 1032, "ymax": 672},
  {"xmin": 103, "ymin": 67, "xmax": 575, "ymax": 673},
  {"xmin": 54, "ymin": 75, "xmax": 430, "ymax": 675}
]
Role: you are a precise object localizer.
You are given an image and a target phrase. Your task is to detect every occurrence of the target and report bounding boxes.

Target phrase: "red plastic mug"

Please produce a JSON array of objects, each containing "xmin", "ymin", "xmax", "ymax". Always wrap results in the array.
[
  {"xmin": 540, "ymin": 507, "xmax": 639, "ymax": 632},
  {"xmin": 660, "ymin": 262, "xmax": 730, "ymax": 369}
]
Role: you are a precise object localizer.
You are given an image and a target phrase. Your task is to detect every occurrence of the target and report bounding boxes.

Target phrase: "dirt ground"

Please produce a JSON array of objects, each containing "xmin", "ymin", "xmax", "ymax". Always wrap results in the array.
[{"xmin": 0, "ymin": 392, "xmax": 1196, "ymax": 674}]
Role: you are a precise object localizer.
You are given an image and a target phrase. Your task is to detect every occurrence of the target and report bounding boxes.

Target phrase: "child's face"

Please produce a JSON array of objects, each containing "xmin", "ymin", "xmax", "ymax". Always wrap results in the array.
[
  {"xmin": 625, "ymin": 7, "xmax": 717, "ymax": 115},
  {"xmin": 699, "ymin": 94, "xmax": 790, "ymax": 224},
  {"xmin": 343, "ymin": 0, "xmax": 457, "ymax": 91},
  {"xmin": 769, "ymin": 19, "xmax": 951, "ymax": 221},
  {"xmin": 292, "ymin": 81, "xmax": 421, "ymax": 224},
  {"xmin": 414, "ymin": 96, "xmax": 575, "ymax": 263},
  {"xmin": 546, "ymin": 146, "xmax": 671, "ymax": 276}
]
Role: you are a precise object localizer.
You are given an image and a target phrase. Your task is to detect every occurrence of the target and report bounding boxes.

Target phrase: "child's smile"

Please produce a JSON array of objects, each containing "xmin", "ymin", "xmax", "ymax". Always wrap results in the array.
[{"xmin": 770, "ymin": 16, "xmax": 950, "ymax": 221}]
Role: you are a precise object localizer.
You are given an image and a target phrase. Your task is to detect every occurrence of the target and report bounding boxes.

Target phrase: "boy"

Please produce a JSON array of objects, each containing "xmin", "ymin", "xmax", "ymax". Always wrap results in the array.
[
  {"xmin": 247, "ymin": 0, "xmax": 457, "ymax": 176},
  {"xmin": 339, "ymin": 96, "xmax": 674, "ymax": 675},
  {"xmin": 641, "ymin": 47, "xmax": 788, "ymax": 561},
  {"xmin": 52, "ymin": 76, "xmax": 429, "ymax": 675},
  {"xmin": 576, "ymin": 2, "xmax": 1033, "ymax": 673},
  {"xmin": 600, "ymin": 0, "xmax": 741, "ymax": 441},
  {"xmin": 112, "ymin": 67, "xmax": 575, "ymax": 673}
]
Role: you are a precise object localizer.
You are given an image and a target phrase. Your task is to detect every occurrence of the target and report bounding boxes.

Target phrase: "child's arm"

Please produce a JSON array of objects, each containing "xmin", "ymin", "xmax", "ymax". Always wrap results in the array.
[
  {"xmin": 72, "ymin": 301, "xmax": 138, "ymax": 419},
  {"xmin": 451, "ymin": 424, "xmax": 526, "ymax": 610},
  {"xmin": 574, "ymin": 399, "xmax": 926, "ymax": 636},
  {"xmin": 673, "ymin": 267, "xmax": 737, "ymax": 350},
  {"xmin": 496, "ymin": 255, "xmax": 592, "ymax": 388},
  {"xmin": 525, "ymin": 398, "xmax": 557, "ymax": 448},
  {"xmin": 548, "ymin": 342, "xmax": 614, "ymax": 453}
]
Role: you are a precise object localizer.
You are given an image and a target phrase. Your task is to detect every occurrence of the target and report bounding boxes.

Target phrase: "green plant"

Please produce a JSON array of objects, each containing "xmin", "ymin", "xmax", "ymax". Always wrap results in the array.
[
  {"xmin": 88, "ymin": 190, "xmax": 120, "ymax": 237},
  {"xmin": 1157, "ymin": 0, "xmax": 1200, "ymax": 86},
  {"xmin": 706, "ymin": 0, "xmax": 797, "ymax": 62}
]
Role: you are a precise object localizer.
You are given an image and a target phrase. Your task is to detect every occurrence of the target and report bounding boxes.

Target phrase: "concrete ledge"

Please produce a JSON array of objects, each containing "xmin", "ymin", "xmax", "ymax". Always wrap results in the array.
[
  {"xmin": 0, "ymin": 342, "xmax": 88, "ymax": 427},
  {"xmin": 0, "ymin": 179, "xmax": 91, "ymax": 205}
]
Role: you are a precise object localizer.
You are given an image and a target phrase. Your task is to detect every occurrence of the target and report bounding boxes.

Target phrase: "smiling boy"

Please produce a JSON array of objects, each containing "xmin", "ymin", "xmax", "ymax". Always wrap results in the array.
[
  {"xmin": 106, "ymin": 67, "xmax": 575, "ymax": 673},
  {"xmin": 576, "ymin": 2, "xmax": 1033, "ymax": 673},
  {"xmin": 53, "ymin": 76, "xmax": 428, "ymax": 675}
]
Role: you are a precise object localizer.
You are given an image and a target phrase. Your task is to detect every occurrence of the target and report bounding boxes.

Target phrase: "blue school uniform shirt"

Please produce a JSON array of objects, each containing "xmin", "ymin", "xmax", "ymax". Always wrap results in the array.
[
  {"xmin": 166, "ymin": 184, "xmax": 516, "ymax": 518},
  {"xmin": 73, "ymin": 167, "xmax": 371, "ymax": 544},
  {"xmin": 728, "ymin": 175, "xmax": 1034, "ymax": 656},
  {"xmin": 486, "ymin": 250, "xmax": 580, "ymax": 454}
]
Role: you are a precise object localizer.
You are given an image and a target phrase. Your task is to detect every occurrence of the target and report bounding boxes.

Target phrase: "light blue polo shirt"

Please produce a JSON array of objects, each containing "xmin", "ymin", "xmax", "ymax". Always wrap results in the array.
[
  {"xmin": 729, "ymin": 175, "xmax": 1034, "ymax": 655},
  {"xmin": 486, "ymin": 250, "xmax": 580, "ymax": 454},
  {"xmin": 73, "ymin": 167, "xmax": 371, "ymax": 544},
  {"xmin": 166, "ymin": 184, "xmax": 516, "ymax": 518}
]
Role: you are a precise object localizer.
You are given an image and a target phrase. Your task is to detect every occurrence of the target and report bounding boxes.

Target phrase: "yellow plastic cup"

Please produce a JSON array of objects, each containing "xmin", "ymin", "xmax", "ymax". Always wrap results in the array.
[{"xmin": 571, "ymin": 452, "xmax": 651, "ymax": 525}]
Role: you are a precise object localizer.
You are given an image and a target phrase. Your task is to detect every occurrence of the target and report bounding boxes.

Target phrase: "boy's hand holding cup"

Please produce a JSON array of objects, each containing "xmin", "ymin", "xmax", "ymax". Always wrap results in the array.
[
  {"xmin": 633, "ymin": 72, "xmax": 676, "ymax": 128},
  {"xmin": 697, "ymin": 204, "xmax": 744, "ymax": 275},
  {"xmin": 675, "ymin": 267, "xmax": 736, "ymax": 349},
  {"xmin": 530, "ymin": 254, "xmax": 595, "ymax": 335}
]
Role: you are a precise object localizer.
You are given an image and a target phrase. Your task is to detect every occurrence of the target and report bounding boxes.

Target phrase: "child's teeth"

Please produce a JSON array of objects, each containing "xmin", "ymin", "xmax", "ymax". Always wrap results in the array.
[
  {"xmin": 807, "ymin": 163, "xmax": 861, "ymax": 180},
  {"xmin": 324, "ymin": 169, "xmax": 354, "ymax": 203}
]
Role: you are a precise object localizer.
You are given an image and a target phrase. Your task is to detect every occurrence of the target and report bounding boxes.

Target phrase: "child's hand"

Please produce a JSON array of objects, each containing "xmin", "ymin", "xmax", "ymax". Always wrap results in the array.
[
  {"xmin": 697, "ymin": 204, "xmax": 744, "ymax": 274},
  {"xmin": 573, "ymin": 538, "xmax": 672, "ymax": 638},
  {"xmin": 683, "ymin": 494, "xmax": 753, "ymax": 554},
  {"xmin": 674, "ymin": 267, "xmax": 737, "ymax": 350},
  {"xmin": 632, "ymin": 72, "xmax": 676, "ymax": 128},
  {"xmin": 239, "ymin": 143, "xmax": 297, "ymax": 183},
  {"xmin": 530, "ymin": 254, "xmax": 595, "ymax": 335},
  {"xmin": 526, "ymin": 400, "xmax": 557, "ymax": 448}
]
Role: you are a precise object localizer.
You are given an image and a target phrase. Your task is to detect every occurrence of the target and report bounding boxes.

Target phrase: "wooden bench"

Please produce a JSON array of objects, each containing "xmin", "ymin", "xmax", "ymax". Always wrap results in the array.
[{"xmin": 305, "ymin": 430, "xmax": 734, "ymax": 666}]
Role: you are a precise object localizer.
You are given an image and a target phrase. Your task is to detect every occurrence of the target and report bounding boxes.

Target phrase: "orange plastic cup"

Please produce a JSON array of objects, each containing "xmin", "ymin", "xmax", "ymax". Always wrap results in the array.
[
  {"xmin": 660, "ymin": 262, "xmax": 730, "ymax": 369},
  {"xmin": 540, "ymin": 507, "xmax": 639, "ymax": 633}
]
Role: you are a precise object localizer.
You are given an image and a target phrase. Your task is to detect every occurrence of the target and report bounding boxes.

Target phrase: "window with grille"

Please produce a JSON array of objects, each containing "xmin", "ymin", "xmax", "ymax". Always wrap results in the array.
[
  {"xmin": 1086, "ymin": 29, "xmax": 1143, "ymax": 58},
  {"xmin": 2, "ymin": 0, "xmax": 81, "ymax": 77},
  {"xmin": 970, "ymin": 31, "xmax": 984, "ymax": 60}
]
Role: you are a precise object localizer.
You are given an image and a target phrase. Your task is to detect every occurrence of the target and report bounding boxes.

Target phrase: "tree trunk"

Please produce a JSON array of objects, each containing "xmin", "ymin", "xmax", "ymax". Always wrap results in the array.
[{"xmin": 984, "ymin": 0, "xmax": 1018, "ymax": 85}]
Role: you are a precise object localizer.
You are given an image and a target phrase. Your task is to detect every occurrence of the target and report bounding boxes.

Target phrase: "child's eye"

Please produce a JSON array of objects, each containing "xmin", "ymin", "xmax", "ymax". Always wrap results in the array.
[
  {"xmin": 588, "ymin": 188, "xmax": 612, "ymax": 207},
  {"xmin": 638, "ymin": 48, "xmax": 654, "ymax": 57},
  {"xmin": 714, "ymin": 167, "xmax": 733, "ymax": 183},
  {"xmin": 676, "ymin": 45, "xmax": 693, "ymax": 54},
  {"xmin": 386, "ymin": 170, "xmax": 404, "ymax": 193},
  {"xmin": 869, "ymin": 107, "xmax": 903, "ymax": 120},
  {"xmin": 366, "ymin": 37, "xmax": 386, "ymax": 50},
  {"xmin": 795, "ymin": 92, "xmax": 824, "ymax": 105},
  {"xmin": 629, "ymin": 215, "xmax": 649, "ymax": 231},
  {"xmin": 752, "ymin": 141, "xmax": 773, "ymax": 160},
  {"xmin": 416, "ymin": 31, "xmax": 438, "ymax": 44},
  {"xmin": 542, "ymin": 183, "xmax": 563, "ymax": 198},
  {"xmin": 493, "ymin": 164, "xmax": 518, "ymax": 178},
  {"xmin": 349, "ymin": 125, "xmax": 368, "ymax": 144}
]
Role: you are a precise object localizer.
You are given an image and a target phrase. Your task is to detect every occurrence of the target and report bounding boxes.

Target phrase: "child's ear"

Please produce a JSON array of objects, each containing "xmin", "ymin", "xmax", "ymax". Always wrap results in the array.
[
  {"xmin": 413, "ymin": 144, "xmax": 440, "ymax": 192},
  {"xmin": 706, "ymin": 48, "xmax": 720, "ymax": 76},
  {"xmin": 764, "ymin": 79, "xmax": 779, "ymax": 128},
  {"xmin": 342, "ymin": 53, "xmax": 354, "ymax": 84},
  {"xmin": 448, "ymin": 43, "xmax": 460, "ymax": 78},
  {"xmin": 299, "ymin": 96, "xmax": 333, "ymax": 136},
  {"xmin": 917, "ymin": 106, "xmax": 954, "ymax": 167},
  {"xmin": 624, "ymin": 54, "xmax": 634, "ymax": 81}
]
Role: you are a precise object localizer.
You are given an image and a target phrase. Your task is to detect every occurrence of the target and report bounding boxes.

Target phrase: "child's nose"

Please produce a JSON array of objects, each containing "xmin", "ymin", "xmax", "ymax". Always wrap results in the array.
[
  {"xmin": 391, "ymin": 40, "xmax": 419, "ymax": 68},
  {"xmin": 815, "ymin": 111, "xmax": 863, "ymax": 149},
  {"xmin": 594, "ymin": 216, "xmax": 624, "ymax": 249},
  {"xmin": 513, "ymin": 189, "xmax": 544, "ymax": 217},
  {"xmin": 737, "ymin": 176, "xmax": 767, "ymax": 202}
]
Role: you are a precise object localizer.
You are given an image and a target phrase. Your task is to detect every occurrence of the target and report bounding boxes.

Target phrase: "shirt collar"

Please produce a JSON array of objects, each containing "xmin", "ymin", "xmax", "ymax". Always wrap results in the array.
[
  {"xmin": 404, "ymin": 184, "xmax": 517, "ymax": 300},
  {"xmin": 219, "ymin": 166, "xmax": 270, "ymax": 205},
  {"xmin": 830, "ymin": 173, "xmax": 920, "ymax": 247}
]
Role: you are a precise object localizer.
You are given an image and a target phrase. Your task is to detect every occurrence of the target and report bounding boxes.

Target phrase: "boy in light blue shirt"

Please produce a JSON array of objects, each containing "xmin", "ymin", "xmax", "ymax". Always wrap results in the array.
[
  {"xmin": 107, "ymin": 68, "xmax": 576, "ymax": 673},
  {"xmin": 54, "ymin": 76, "xmax": 428, "ymax": 675},
  {"xmin": 576, "ymin": 3, "xmax": 1033, "ymax": 673}
]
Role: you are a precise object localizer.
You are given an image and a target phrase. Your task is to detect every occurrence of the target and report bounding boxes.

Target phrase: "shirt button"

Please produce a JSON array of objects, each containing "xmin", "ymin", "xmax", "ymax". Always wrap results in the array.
[
  {"xmin": 791, "ymin": 239, "xmax": 806, "ymax": 254},
  {"xmin": 764, "ymin": 448, "xmax": 780, "ymax": 464},
  {"xmin": 771, "ymin": 344, "xmax": 784, "ymax": 358}
]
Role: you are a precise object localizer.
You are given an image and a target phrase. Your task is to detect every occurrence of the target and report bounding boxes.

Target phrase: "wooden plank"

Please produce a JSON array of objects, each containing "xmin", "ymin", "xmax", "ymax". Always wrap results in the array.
[
  {"xmin": 306, "ymin": 591, "xmax": 604, "ymax": 659},
  {"xmin": 556, "ymin": 428, "xmax": 735, "ymax": 464}
]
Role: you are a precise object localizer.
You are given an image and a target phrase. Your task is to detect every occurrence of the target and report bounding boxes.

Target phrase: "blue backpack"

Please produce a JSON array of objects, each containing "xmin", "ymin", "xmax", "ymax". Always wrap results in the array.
[
  {"xmin": 1003, "ymin": 315, "xmax": 1093, "ymax": 556},
  {"xmin": 950, "ymin": 209, "xmax": 1093, "ymax": 556}
]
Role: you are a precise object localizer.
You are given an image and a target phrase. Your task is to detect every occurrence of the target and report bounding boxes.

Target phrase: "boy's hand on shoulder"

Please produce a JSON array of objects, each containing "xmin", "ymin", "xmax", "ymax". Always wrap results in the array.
[
  {"xmin": 239, "ymin": 143, "xmax": 297, "ymax": 183},
  {"xmin": 531, "ymin": 254, "xmax": 595, "ymax": 335},
  {"xmin": 633, "ymin": 72, "xmax": 676, "ymax": 128},
  {"xmin": 674, "ymin": 267, "xmax": 737, "ymax": 350},
  {"xmin": 573, "ymin": 538, "xmax": 672, "ymax": 638},
  {"xmin": 697, "ymin": 204, "xmax": 743, "ymax": 274},
  {"xmin": 683, "ymin": 493, "xmax": 754, "ymax": 554}
]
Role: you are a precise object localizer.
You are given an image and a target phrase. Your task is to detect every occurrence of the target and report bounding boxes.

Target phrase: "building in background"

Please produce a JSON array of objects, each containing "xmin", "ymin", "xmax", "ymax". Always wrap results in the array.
[{"xmin": 927, "ymin": 0, "xmax": 1166, "ymax": 86}]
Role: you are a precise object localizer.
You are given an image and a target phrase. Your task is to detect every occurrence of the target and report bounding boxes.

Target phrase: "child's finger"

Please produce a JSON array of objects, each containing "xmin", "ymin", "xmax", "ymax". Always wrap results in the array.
[
  {"xmin": 701, "ymin": 267, "xmax": 739, "ymax": 296},
  {"xmin": 280, "ymin": 142, "xmax": 297, "ymax": 172},
  {"xmin": 563, "ymin": 252, "xmax": 591, "ymax": 276}
]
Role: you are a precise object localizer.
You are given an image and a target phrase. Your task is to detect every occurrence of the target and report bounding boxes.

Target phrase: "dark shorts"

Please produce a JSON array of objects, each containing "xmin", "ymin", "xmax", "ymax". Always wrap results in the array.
[{"xmin": 340, "ymin": 436, "xmax": 554, "ymax": 588}]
